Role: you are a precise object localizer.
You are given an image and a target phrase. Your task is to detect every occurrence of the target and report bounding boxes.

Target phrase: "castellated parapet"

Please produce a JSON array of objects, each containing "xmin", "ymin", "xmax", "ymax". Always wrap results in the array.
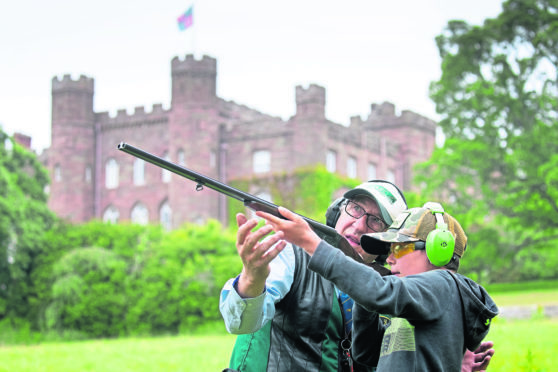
[
  {"xmin": 371, "ymin": 102, "xmax": 395, "ymax": 116},
  {"xmin": 45, "ymin": 54, "xmax": 436, "ymax": 228},
  {"xmin": 51, "ymin": 74, "xmax": 94, "ymax": 126},
  {"xmin": 96, "ymin": 104, "xmax": 169, "ymax": 127},
  {"xmin": 295, "ymin": 84, "xmax": 325, "ymax": 118},
  {"xmin": 349, "ymin": 102, "xmax": 436, "ymax": 134},
  {"xmin": 399, "ymin": 110, "xmax": 436, "ymax": 132},
  {"xmin": 52, "ymin": 74, "xmax": 94, "ymax": 93},
  {"xmin": 171, "ymin": 55, "xmax": 217, "ymax": 75},
  {"xmin": 171, "ymin": 55, "xmax": 217, "ymax": 106}
]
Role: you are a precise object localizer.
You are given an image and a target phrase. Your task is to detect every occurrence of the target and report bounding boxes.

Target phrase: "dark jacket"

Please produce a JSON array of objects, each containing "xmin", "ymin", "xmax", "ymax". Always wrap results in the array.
[
  {"xmin": 229, "ymin": 245, "xmax": 346, "ymax": 372},
  {"xmin": 309, "ymin": 240, "xmax": 499, "ymax": 372}
]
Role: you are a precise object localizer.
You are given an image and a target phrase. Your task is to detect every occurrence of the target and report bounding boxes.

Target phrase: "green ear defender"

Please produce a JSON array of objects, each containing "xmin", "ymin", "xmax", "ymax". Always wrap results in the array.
[{"xmin": 424, "ymin": 202, "xmax": 455, "ymax": 267}]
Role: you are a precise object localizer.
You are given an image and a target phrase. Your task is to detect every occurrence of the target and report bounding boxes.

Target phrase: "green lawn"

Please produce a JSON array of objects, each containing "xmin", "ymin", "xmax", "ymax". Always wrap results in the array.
[
  {"xmin": 487, "ymin": 318, "xmax": 558, "ymax": 372},
  {"xmin": 1, "ymin": 318, "xmax": 557, "ymax": 372},
  {"xmin": 490, "ymin": 287, "xmax": 558, "ymax": 306},
  {"xmin": 483, "ymin": 285, "xmax": 558, "ymax": 371},
  {"xmin": 0, "ymin": 334, "xmax": 237, "ymax": 372},
  {"xmin": 1, "ymin": 285, "xmax": 557, "ymax": 371}
]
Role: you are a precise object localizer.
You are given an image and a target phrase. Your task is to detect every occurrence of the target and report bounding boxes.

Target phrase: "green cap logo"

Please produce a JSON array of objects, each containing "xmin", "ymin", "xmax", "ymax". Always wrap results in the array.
[{"xmin": 372, "ymin": 185, "xmax": 396, "ymax": 204}]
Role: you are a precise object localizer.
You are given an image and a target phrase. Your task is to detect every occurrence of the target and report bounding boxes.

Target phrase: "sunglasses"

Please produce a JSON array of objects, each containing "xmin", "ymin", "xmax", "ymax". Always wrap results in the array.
[{"xmin": 389, "ymin": 241, "xmax": 426, "ymax": 259}]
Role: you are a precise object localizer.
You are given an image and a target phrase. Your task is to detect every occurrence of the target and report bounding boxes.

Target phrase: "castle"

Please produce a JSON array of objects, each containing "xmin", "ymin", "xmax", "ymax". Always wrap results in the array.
[{"xmin": 44, "ymin": 54, "xmax": 436, "ymax": 229}]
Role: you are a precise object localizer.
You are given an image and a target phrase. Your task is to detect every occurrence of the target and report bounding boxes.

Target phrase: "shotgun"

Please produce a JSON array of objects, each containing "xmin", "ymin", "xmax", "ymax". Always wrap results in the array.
[{"xmin": 117, "ymin": 142, "xmax": 390, "ymax": 274}]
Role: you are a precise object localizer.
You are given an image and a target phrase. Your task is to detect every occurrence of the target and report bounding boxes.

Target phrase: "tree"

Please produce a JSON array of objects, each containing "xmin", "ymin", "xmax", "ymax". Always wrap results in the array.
[
  {"xmin": 39, "ymin": 220, "xmax": 240, "ymax": 337},
  {"xmin": 419, "ymin": 0, "xmax": 558, "ymax": 281},
  {"xmin": 0, "ymin": 129, "xmax": 56, "ymax": 321},
  {"xmin": 45, "ymin": 246, "xmax": 128, "ymax": 337},
  {"xmin": 123, "ymin": 220, "xmax": 239, "ymax": 335}
]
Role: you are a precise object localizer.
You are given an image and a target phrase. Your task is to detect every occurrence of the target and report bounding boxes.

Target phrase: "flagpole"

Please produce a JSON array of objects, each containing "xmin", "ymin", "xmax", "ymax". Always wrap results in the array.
[
  {"xmin": 192, "ymin": 2, "xmax": 197, "ymax": 58},
  {"xmin": 177, "ymin": 4, "xmax": 196, "ymax": 57}
]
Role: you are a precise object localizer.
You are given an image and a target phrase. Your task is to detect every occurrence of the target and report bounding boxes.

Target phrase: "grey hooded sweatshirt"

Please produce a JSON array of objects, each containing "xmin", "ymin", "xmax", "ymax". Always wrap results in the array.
[{"xmin": 308, "ymin": 241, "xmax": 499, "ymax": 372}]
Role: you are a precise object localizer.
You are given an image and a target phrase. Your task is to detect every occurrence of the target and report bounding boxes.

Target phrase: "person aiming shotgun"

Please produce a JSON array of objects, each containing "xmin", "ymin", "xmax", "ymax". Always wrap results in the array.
[
  {"xmin": 220, "ymin": 185, "xmax": 495, "ymax": 372},
  {"xmin": 256, "ymin": 201, "xmax": 498, "ymax": 372},
  {"xmin": 116, "ymin": 144, "xmax": 494, "ymax": 371}
]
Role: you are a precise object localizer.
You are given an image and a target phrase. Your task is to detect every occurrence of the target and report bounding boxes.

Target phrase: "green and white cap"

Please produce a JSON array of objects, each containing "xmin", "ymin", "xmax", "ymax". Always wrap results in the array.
[{"xmin": 343, "ymin": 180, "xmax": 407, "ymax": 225}]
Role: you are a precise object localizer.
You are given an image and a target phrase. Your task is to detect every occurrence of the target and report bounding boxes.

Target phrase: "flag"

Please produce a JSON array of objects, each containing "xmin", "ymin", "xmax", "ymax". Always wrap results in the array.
[{"xmin": 177, "ymin": 6, "xmax": 193, "ymax": 31}]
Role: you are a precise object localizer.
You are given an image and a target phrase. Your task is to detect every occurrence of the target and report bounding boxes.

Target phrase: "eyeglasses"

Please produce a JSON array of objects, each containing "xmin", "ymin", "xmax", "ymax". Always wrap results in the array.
[
  {"xmin": 344, "ymin": 200, "xmax": 387, "ymax": 232},
  {"xmin": 390, "ymin": 241, "xmax": 426, "ymax": 259}
]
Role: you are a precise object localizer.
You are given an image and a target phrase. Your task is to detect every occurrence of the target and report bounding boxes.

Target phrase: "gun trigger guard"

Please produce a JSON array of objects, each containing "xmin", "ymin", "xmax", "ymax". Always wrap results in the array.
[{"xmin": 196, "ymin": 183, "xmax": 204, "ymax": 191}]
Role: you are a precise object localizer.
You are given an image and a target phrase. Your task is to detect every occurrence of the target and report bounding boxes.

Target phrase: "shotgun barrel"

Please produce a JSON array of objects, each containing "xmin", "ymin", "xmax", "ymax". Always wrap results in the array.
[{"xmin": 117, "ymin": 142, "xmax": 383, "ymax": 269}]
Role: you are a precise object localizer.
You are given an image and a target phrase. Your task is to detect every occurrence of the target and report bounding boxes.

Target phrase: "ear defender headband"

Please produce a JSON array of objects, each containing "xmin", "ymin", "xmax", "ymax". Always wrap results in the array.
[
  {"xmin": 325, "ymin": 198, "xmax": 345, "ymax": 228},
  {"xmin": 424, "ymin": 202, "xmax": 456, "ymax": 267}
]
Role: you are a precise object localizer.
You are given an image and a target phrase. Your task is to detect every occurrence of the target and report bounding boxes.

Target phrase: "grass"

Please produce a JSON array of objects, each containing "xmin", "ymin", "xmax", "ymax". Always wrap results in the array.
[
  {"xmin": 487, "ymin": 318, "xmax": 558, "ymax": 372},
  {"xmin": 0, "ymin": 334, "xmax": 237, "ymax": 372},
  {"xmin": 486, "ymin": 279, "xmax": 558, "ymax": 307},
  {"xmin": 490, "ymin": 287, "xmax": 558, "ymax": 306},
  {"xmin": 1, "ymin": 282, "xmax": 557, "ymax": 371},
  {"xmin": 484, "ymin": 283, "xmax": 558, "ymax": 371},
  {"xmin": 484, "ymin": 279, "xmax": 558, "ymax": 293},
  {"xmin": 1, "ymin": 319, "xmax": 557, "ymax": 371}
]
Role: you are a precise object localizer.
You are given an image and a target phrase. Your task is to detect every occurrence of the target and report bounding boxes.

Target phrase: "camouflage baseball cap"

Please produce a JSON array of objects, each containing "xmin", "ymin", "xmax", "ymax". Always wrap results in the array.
[
  {"xmin": 343, "ymin": 180, "xmax": 407, "ymax": 225},
  {"xmin": 360, "ymin": 203, "xmax": 467, "ymax": 257}
]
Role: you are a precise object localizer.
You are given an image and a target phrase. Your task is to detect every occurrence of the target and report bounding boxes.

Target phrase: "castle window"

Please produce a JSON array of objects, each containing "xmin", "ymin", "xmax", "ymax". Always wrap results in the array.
[
  {"xmin": 54, "ymin": 164, "xmax": 62, "ymax": 182},
  {"xmin": 368, "ymin": 163, "xmax": 377, "ymax": 180},
  {"xmin": 131, "ymin": 202, "xmax": 149, "ymax": 225},
  {"xmin": 253, "ymin": 150, "xmax": 270, "ymax": 173},
  {"xmin": 162, "ymin": 152, "xmax": 171, "ymax": 183},
  {"xmin": 160, "ymin": 201, "xmax": 172, "ymax": 231},
  {"xmin": 134, "ymin": 158, "xmax": 145, "ymax": 186},
  {"xmin": 326, "ymin": 150, "xmax": 337, "ymax": 173},
  {"xmin": 210, "ymin": 150, "xmax": 217, "ymax": 168},
  {"xmin": 386, "ymin": 169, "xmax": 395, "ymax": 184},
  {"xmin": 103, "ymin": 206, "xmax": 119, "ymax": 224},
  {"xmin": 347, "ymin": 156, "xmax": 357, "ymax": 178},
  {"xmin": 177, "ymin": 149, "xmax": 185, "ymax": 166},
  {"xmin": 105, "ymin": 158, "xmax": 119, "ymax": 189},
  {"xmin": 85, "ymin": 165, "xmax": 92, "ymax": 183}
]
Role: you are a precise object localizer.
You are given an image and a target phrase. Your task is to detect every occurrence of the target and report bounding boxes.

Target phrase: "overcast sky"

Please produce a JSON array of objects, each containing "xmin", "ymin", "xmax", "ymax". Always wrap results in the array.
[{"xmin": 0, "ymin": 0, "xmax": 505, "ymax": 153}]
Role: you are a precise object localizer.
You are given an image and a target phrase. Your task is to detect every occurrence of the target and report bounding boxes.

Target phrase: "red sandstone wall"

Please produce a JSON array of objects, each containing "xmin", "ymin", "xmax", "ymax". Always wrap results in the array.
[{"xmin": 46, "ymin": 55, "xmax": 436, "ymax": 228}]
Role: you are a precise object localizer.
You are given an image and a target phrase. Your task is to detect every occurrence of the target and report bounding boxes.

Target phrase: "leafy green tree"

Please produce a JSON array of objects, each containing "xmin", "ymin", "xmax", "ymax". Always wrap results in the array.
[
  {"xmin": 46, "ymin": 246, "xmax": 128, "ymax": 337},
  {"xmin": 39, "ymin": 219, "xmax": 239, "ymax": 338},
  {"xmin": 419, "ymin": 0, "xmax": 558, "ymax": 281},
  {"xmin": 38, "ymin": 221, "xmax": 164, "ymax": 336},
  {"xmin": 33, "ymin": 221, "xmax": 115, "ymax": 331},
  {"xmin": 0, "ymin": 130, "xmax": 56, "ymax": 321},
  {"xmin": 124, "ymin": 220, "xmax": 239, "ymax": 335}
]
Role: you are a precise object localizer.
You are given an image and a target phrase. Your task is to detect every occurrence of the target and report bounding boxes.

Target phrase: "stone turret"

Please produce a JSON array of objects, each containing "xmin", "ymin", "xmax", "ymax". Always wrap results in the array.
[
  {"xmin": 49, "ymin": 74, "xmax": 96, "ymax": 222},
  {"xmin": 51, "ymin": 74, "xmax": 94, "ymax": 124},
  {"xmin": 171, "ymin": 55, "xmax": 217, "ymax": 107},
  {"xmin": 295, "ymin": 84, "xmax": 325, "ymax": 119}
]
